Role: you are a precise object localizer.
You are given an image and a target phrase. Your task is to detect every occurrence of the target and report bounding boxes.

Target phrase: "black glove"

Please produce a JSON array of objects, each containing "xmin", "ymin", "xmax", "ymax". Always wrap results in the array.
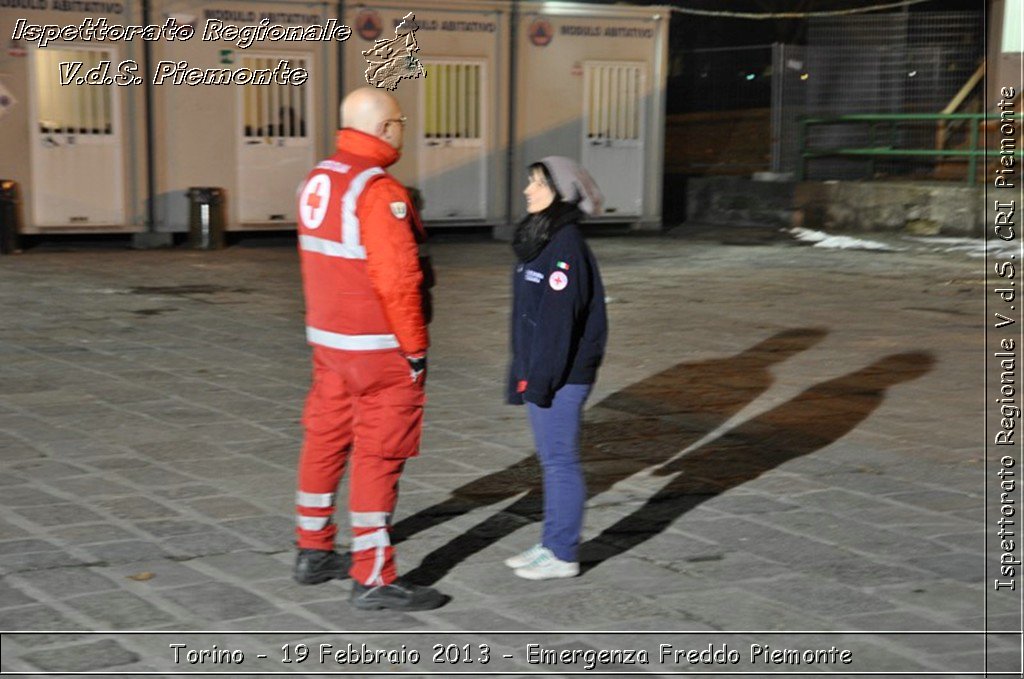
[{"xmin": 404, "ymin": 353, "xmax": 427, "ymax": 384}]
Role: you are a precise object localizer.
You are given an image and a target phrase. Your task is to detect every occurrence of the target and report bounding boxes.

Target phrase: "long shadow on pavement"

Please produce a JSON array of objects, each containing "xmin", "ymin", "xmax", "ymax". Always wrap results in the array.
[
  {"xmin": 577, "ymin": 350, "xmax": 935, "ymax": 574},
  {"xmin": 396, "ymin": 327, "xmax": 830, "ymax": 586}
]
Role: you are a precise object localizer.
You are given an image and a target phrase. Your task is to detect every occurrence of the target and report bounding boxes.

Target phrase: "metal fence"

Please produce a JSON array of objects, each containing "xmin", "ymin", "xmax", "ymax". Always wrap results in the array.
[
  {"xmin": 796, "ymin": 113, "xmax": 995, "ymax": 185},
  {"xmin": 772, "ymin": 11, "xmax": 984, "ymax": 179}
]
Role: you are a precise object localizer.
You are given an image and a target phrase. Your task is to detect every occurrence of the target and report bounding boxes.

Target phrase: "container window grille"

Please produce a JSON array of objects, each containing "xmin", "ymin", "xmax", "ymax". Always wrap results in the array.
[
  {"xmin": 423, "ymin": 62, "xmax": 481, "ymax": 140},
  {"xmin": 242, "ymin": 55, "xmax": 309, "ymax": 139},
  {"xmin": 35, "ymin": 48, "xmax": 114, "ymax": 135},
  {"xmin": 584, "ymin": 62, "xmax": 643, "ymax": 141}
]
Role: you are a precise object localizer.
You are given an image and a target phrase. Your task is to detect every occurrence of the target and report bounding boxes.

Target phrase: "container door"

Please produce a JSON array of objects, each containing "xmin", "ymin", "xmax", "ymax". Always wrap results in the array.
[
  {"xmin": 581, "ymin": 61, "xmax": 646, "ymax": 218},
  {"xmin": 418, "ymin": 60, "xmax": 486, "ymax": 221},
  {"xmin": 28, "ymin": 46, "xmax": 125, "ymax": 227},
  {"xmin": 238, "ymin": 53, "xmax": 314, "ymax": 224}
]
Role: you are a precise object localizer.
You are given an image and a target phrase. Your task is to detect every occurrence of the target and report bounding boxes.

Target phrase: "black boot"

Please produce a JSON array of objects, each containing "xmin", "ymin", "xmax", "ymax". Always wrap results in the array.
[
  {"xmin": 293, "ymin": 549, "xmax": 351, "ymax": 585},
  {"xmin": 350, "ymin": 578, "xmax": 448, "ymax": 611}
]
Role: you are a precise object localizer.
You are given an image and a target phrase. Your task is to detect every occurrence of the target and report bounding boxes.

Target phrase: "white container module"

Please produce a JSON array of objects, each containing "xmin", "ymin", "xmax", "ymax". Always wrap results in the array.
[
  {"xmin": 342, "ymin": 1, "xmax": 511, "ymax": 225},
  {"xmin": 1, "ymin": 0, "xmax": 148, "ymax": 234},
  {"xmin": 514, "ymin": 2, "xmax": 668, "ymax": 228},
  {"xmin": 150, "ymin": 0, "xmax": 339, "ymax": 232}
]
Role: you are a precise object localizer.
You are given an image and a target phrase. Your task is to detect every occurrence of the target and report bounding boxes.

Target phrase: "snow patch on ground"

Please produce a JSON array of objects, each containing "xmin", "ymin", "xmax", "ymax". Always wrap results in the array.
[
  {"xmin": 786, "ymin": 227, "xmax": 901, "ymax": 251},
  {"xmin": 902, "ymin": 236, "xmax": 1020, "ymax": 259}
]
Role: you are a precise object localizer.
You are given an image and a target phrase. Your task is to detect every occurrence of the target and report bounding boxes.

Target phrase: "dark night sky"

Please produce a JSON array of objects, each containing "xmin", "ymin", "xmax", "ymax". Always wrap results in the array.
[{"xmin": 588, "ymin": 0, "xmax": 985, "ymax": 48}]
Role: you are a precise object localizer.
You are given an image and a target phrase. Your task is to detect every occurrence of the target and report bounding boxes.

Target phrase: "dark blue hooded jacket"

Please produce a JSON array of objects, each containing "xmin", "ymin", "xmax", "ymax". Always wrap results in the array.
[{"xmin": 507, "ymin": 208, "xmax": 607, "ymax": 408}]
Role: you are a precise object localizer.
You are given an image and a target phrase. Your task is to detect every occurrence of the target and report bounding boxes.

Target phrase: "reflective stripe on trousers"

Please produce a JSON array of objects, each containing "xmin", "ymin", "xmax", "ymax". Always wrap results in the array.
[{"xmin": 351, "ymin": 511, "xmax": 391, "ymax": 586}]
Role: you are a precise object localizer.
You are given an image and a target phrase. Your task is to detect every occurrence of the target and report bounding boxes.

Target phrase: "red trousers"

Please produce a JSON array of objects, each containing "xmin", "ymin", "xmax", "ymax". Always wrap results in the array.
[{"xmin": 295, "ymin": 346, "xmax": 425, "ymax": 586}]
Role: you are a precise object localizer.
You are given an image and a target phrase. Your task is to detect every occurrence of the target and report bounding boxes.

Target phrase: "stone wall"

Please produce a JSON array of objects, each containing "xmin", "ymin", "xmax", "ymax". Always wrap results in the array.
[
  {"xmin": 686, "ymin": 177, "xmax": 985, "ymax": 237},
  {"xmin": 793, "ymin": 181, "xmax": 984, "ymax": 237}
]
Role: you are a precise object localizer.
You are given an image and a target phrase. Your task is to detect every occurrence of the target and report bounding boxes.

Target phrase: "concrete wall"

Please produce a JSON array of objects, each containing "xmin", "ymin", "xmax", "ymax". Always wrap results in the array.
[
  {"xmin": 793, "ymin": 181, "xmax": 984, "ymax": 237},
  {"xmin": 686, "ymin": 177, "xmax": 984, "ymax": 237},
  {"xmin": 685, "ymin": 176, "xmax": 796, "ymax": 228}
]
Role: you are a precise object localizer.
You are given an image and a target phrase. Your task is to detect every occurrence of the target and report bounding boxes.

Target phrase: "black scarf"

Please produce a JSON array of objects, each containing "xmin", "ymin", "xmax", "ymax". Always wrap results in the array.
[{"xmin": 512, "ymin": 202, "xmax": 582, "ymax": 262}]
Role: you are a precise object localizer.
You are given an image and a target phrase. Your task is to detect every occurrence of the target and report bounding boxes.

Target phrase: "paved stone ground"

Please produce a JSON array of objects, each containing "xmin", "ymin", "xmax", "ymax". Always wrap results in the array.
[{"xmin": 0, "ymin": 228, "xmax": 1011, "ymax": 677}]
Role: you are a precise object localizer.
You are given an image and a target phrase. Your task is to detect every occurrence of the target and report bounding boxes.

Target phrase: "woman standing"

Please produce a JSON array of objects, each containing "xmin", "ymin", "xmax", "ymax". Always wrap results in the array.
[{"xmin": 505, "ymin": 156, "xmax": 608, "ymax": 580}]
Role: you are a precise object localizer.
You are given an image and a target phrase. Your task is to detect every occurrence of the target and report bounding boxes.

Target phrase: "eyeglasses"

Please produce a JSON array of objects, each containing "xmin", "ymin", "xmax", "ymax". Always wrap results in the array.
[{"xmin": 383, "ymin": 115, "xmax": 408, "ymax": 128}]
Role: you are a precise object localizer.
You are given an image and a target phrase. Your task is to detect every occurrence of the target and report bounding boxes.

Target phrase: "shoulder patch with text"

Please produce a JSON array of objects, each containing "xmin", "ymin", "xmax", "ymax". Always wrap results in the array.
[
  {"xmin": 390, "ymin": 201, "xmax": 408, "ymax": 219},
  {"xmin": 525, "ymin": 269, "xmax": 545, "ymax": 284}
]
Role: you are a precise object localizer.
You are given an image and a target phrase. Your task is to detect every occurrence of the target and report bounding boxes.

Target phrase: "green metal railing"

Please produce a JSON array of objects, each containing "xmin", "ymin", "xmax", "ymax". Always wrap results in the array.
[{"xmin": 797, "ymin": 113, "xmax": 1019, "ymax": 184}]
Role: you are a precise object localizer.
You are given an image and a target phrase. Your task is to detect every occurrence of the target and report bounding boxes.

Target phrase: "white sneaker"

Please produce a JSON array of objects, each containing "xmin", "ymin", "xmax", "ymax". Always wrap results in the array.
[
  {"xmin": 504, "ymin": 543, "xmax": 545, "ymax": 569},
  {"xmin": 513, "ymin": 547, "xmax": 580, "ymax": 580}
]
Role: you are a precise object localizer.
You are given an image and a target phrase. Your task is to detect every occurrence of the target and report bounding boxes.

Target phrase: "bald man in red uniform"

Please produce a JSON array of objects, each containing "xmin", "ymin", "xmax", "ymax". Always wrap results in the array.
[{"xmin": 292, "ymin": 87, "xmax": 444, "ymax": 611}]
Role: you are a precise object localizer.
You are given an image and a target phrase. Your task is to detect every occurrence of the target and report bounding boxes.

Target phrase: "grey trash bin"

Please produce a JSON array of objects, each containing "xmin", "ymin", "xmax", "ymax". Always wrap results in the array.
[
  {"xmin": 187, "ymin": 187, "xmax": 226, "ymax": 250},
  {"xmin": 0, "ymin": 180, "xmax": 22, "ymax": 255}
]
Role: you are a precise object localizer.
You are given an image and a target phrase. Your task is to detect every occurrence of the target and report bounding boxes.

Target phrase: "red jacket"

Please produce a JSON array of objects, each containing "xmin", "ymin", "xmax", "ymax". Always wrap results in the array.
[{"xmin": 296, "ymin": 129, "xmax": 429, "ymax": 355}]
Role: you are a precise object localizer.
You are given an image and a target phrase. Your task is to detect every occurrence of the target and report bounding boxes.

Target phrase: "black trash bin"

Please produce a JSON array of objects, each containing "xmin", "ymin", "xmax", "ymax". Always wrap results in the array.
[
  {"xmin": 187, "ymin": 187, "xmax": 226, "ymax": 250},
  {"xmin": 0, "ymin": 180, "xmax": 22, "ymax": 255}
]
